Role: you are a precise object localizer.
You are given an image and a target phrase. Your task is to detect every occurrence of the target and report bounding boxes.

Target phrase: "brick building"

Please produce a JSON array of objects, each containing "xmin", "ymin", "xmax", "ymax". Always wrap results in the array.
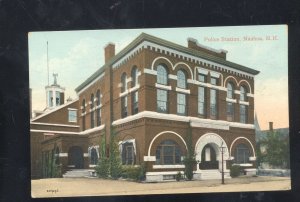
[{"xmin": 30, "ymin": 33, "xmax": 259, "ymax": 181}]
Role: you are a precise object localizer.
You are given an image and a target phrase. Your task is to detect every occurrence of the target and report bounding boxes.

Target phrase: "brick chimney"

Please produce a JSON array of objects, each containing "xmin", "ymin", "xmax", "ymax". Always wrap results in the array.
[
  {"xmin": 269, "ymin": 122, "xmax": 273, "ymax": 132},
  {"xmin": 104, "ymin": 43, "xmax": 115, "ymax": 63}
]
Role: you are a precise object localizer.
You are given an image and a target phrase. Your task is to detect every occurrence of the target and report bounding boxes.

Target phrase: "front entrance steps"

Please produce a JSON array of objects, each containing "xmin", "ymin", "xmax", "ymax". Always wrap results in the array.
[
  {"xmin": 63, "ymin": 169, "xmax": 95, "ymax": 178},
  {"xmin": 194, "ymin": 169, "xmax": 231, "ymax": 180}
]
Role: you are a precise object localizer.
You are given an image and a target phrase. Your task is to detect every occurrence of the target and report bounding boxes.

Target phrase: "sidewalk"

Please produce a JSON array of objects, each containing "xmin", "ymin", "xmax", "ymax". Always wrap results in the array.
[{"xmin": 31, "ymin": 176, "xmax": 291, "ymax": 198}]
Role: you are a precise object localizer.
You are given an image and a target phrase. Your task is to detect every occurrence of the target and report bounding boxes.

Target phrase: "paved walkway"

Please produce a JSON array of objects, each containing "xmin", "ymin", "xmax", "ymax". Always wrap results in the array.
[{"xmin": 31, "ymin": 176, "xmax": 291, "ymax": 198}]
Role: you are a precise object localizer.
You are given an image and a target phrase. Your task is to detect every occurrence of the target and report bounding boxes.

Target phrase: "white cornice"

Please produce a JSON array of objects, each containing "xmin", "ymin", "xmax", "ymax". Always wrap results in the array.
[
  {"xmin": 30, "ymin": 122, "xmax": 79, "ymax": 128},
  {"xmin": 80, "ymin": 124, "xmax": 105, "ymax": 135},
  {"xmin": 30, "ymin": 129, "xmax": 79, "ymax": 135}
]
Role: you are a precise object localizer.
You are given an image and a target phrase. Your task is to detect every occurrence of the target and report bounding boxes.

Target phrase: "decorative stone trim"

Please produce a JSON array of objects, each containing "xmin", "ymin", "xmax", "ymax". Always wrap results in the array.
[
  {"xmin": 119, "ymin": 90, "xmax": 129, "ymax": 97},
  {"xmin": 59, "ymin": 153, "xmax": 68, "ymax": 157},
  {"xmin": 239, "ymin": 101, "xmax": 250, "ymax": 105},
  {"xmin": 247, "ymin": 93, "xmax": 254, "ymax": 97},
  {"xmin": 249, "ymin": 156, "xmax": 256, "ymax": 161},
  {"xmin": 197, "ymin": 67, "xmax": 209, "ymax": 75},
  {"xmin": 210, "ymin": 71, "xmax": 220, "ymax": 78},
  {"xmin": 144, "ymin": 68, "xmax": 157, "ymax": 75},
  {"xmin": 83, "ymin": 153, "xmax": 89, "ymax": 157},
  {"xmin": 153, "ymin": 165, "xmax": 185, "ymax": 169},
  {"xmin": 80, "ymin": 124, "xmax": 105, "ymax": 135},
  {"xmin": 234, "ymin": 90, "xmax": 240, "ymax": 94},
  {"xmin": 168, "ymin": 74, "xmax": 177, "ymax": 80},
  {"xmin": 226, "ymin": 98, "xmax": 237, "ymax": 103},
  {"xmin": 144, "ymin": 156, "xmax": 156, "ymax": 161},
  {"xmin": 175, "ymin": 87, "xmax": 190, "ymax": 94},
  {"xmin": 155, "ymin": 83, "xmax": 172, "ymax": 90},
  {"xmin": 129, "ymin": 84, "xmax": 140, "ymax": 93},
  {"xmin": 30, "ymin": 129, "xmax": 79, "ymax": 135}
]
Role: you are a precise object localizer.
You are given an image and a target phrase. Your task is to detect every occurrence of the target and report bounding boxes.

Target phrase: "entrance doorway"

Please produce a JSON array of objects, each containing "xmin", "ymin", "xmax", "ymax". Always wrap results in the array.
[
  {"xmin": 68, "ymin": 146, "xmax": 84, "ymax": 169},
  {"xmin": 199, "ymin": 144, "xmax": 218, "ymax": 170}
]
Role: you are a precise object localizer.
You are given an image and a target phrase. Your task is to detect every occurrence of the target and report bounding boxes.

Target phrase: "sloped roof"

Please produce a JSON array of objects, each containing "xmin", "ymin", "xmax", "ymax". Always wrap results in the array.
[{"xmin": 75, "ymin": 32, "xmax": 260, "ymax": 93}]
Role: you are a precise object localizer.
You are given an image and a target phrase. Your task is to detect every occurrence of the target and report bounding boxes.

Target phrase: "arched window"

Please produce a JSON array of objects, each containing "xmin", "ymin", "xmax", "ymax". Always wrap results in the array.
[
  {"xmin": 96, "ymin": 90, "xmax": 101, "ymax": 126},
  {"xmin": 240, "ymin": 86, "xmax": 247, "ymax": 101},
  {"xmin": 90, "ymin": 148, "xmax": 98, "ymax": 165},
  {"xmin": 82, "ymin": 99, "xmax": 86, "ymax": 130},
  {"xmin": 157, "ymin": 65, "xmax": 168, "ymax": 85},
  {"xmin": 235, "ymin": 144, "xmax": 250, "ymax": 164},
  {"xmin": 227, "ymin": 82, "xmax": 234, "ymax": 99},
  {"xmin": 90, "ymin": 94, "xmax": 94, "ymax": 128},
  {"xmin": 121, "ymin": 142, "xmax": 135, "ymax": 165},
  {"xmin": 155, "ymin": 140, "xmax": 182, "ymax": 165},
  {"xmin": 121, "ymin": 73, "xmax": 127, "ymax": 92},
  {"xmin": 131, "ymin": 67, "xmax": 138, "ymax": 87},
  {"xmin": 177, "ymin": 70, "xmax": 186, "ymax": 89}
]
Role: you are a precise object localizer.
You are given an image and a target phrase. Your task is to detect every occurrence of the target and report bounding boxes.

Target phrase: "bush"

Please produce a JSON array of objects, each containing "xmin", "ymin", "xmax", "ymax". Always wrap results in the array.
[
  {"xmin": 95, "ymin": 157, "xmax": 110, "ymax": 178},
  {"xmin": 176, "ymin": 171, "xmax": 182, "ymax": 181},
  {"xmin": 183, "ymin": 157, "xmax": 197, "ymax": 180},
  {"xmin": 122, "ymin": 165, "xmax": 143, "ymax": 181},
  {"xmin": 230, "ymin": 165, "xmax": 240, "ymax": 178}
]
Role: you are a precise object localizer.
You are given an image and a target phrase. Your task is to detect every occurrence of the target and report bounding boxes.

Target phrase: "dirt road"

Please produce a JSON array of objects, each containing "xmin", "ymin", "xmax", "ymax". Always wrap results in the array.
[{"xmin": 31, "ymin": 176, "xmax": 290, "ymax": 198}]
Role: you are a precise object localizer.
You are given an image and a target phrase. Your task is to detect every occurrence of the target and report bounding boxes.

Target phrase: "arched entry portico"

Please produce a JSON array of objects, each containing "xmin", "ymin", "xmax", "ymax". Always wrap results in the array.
[
  {"xmin": 195, "ymin": 133, "xmax": 229, "ymax": 172},
  {"xmin": 68, "ymin": 146, "xmax": 84, "ymax": 169}
]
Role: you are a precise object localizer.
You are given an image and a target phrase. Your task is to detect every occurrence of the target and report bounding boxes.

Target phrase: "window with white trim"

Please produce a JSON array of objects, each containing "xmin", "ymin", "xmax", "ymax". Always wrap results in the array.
[
  {"xmin": 121, "ymin": 96, "xmax": 128, "ymax": 118},
  {"xmin": 82, "ymin": 99, "xmax": 86, "ymax": 130},
  {"xmin": 96, "ymin": 90, "xmax": 101, "ymax": 126},
  {"xmin": 157, "ymin": 89, "xmax": 168, "ymax": 113},
  {"xmin": 68, "ymin": 109, "xmax": 77, "ymax": 122},
  {"xmin": 157, "ymin": 65, "xmax": 168, "ymax": 85},
  {"xmin": 121, "ymin": 142, "xmax": 135, "ymax": 165},
  {"xmin": 210, "ymin": 77, "xmax": 218, "ymax": 85},
  {"xmin": 90, "ymin": 94, "xmax": 95, "ymax": 128},
  {"xmin": 121, "ymin": 73, "xmax": 127, "ymax": 92},
  {"xmin": 227, "ymin": 102, "xmax": 234, "ymax": 121},
  {"xmin": 132, "ymin": 91, "xmax": 138, "ymax": 115},
  {"xmin": 227, "ymin": 82, "xmax": 234, "ymax": 99},
  {"xmin": 210, "ymin": 89, "xmax": 217, "ymax": 119},
  {"xmin": 198, "ymin": 86, "xmax": 206, "ymax": 116},
  {"xmin": 131, "ymin": 66, "xmax": 138, "ymax": 87},
  {"xmin": 235, "ymin": 144, "xmax": 250, "ymax": 164},
  {"xmin": 177, "ymin": 70, "xmax": 186, "ymax": 89},
  {"xmin": 240, "ymin": 105, "xmax": 247, "ymax": 123},
  {"xmin": 155, "ymin": 140, "xmax": 182, "ymax": 165},
  {"xmin": 198, "ymin": 73, "xmax": 206, "ymax": 83},
  {"xmin": 240, "ymin": 86, "xmax": 247, "ymax": 101}
]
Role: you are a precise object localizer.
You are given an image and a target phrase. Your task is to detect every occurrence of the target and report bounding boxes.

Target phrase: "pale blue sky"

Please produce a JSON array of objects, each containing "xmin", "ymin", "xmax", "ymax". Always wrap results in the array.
[{"xmin": 29, "ymin": 25, "xmax": 288, "ymax": 130}]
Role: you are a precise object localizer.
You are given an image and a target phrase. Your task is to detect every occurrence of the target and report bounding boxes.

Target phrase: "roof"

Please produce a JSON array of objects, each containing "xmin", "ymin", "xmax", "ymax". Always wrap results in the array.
[{"xmin": 75, "ymin": 33, "xmax": 260, "ymax": 93}]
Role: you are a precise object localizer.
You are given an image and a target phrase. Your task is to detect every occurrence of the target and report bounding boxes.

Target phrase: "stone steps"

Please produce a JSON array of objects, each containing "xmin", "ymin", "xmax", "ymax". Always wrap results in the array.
[{"xmin": 63, "ymin": 169, "xmax": 93, "ymax": 178}]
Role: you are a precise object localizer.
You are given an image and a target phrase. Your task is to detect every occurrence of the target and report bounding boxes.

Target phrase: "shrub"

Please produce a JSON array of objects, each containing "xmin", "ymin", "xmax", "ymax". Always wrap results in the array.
[
  {"xmin": 176, "ymin": 171, "xmax": 182, "ymax": 181},
  {"xmin": 95, "ymin": 157, "xmax": 110, "ymax": 178},
  {"xmin": 122, "ymin": 165, "xmax": 143, "ymax": 181},
  {"xmin": 230, "ymin": 165, "xmax": 240, "ymax": 178}
]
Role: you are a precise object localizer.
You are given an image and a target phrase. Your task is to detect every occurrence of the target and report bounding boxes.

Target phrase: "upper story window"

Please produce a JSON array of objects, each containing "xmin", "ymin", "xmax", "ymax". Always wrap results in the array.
[
  {"xmin": 240, "ymin": 86, "xmax": 247, "ymax": 101},
  {"xmin": 157, "ymin": 65, "xmax": 168, "ymax": 85},
  {"xmin": 55, "ymin": 91, "xmax": 60, "ymax": 105},
  {"xmin": 68, "ymin": 109, "xmax": 77, "ymax": 122},
  {"xmin": 96, "ymin": 90, "xmax": 101, "ymax": 126},
  {"xmin": 132, "ymin": 91, "xmax": 138, "ymax": 115},
  {"xmin": 227, "ymin": 82, "xmax": 234, "ymax": 99},
  {"xmin": 82, "ymin": 99, "xmax": 86, "ymax": 113},
  {"xmin": 210, "ymin": 89, "xmax": 217, "ymax": 119},
  {"xmin": 82, "ymin": 99, "xmax": 86, "ymax": 130},
  {"xmin": 177, "ymin": 70, "xmax": 187, "ymax": 89},
  {"xmin": 90, "ymin": 94, "xmax": 95, "ymax": 128},
  {"xmin": 240, "ymin": 105, "xmax": 247, "ymax": 123},
  {"xmin": 177, "ymin": 93, "xmax": 186, "ymax": 115},
  {"xmin": 121, "ymin": 96, "xmax": 128, "ymax": 118},
  {"xmin": 90, "ymin": 94, "xmax": 94, "ymax": 109},
  {"xmin": 198, "ymin": 74, "xmax": 206, "ymax": 83},
  {"xmin": 131, "ymin": 67, "xmax": 138, "ymax": 87},
  {"xmin": 121, "ymin": 73, "xmax": 127, "ymax": 92},
  {"xmin": 198, "ymin": 87, "xmax": 206, "ymax": 116},
  {"xmin": 210, "ymin": 77, "xmax": 218, "ymax": 85},
  {"xmin": 157, "ymin": 89, "xmax": 168, "ymax": 113}
]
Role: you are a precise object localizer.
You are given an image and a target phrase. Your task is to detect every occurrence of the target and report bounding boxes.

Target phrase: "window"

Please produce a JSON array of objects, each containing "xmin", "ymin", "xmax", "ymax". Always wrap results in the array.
[
  {"xmin": 121, "ymin": 96, "xmax": 128, "ymax": 118},
  {"xmin": 240, "ymin": 86, "xmax": 247, "ymax": 101},
  {"xmin": 235, "ymin": 144, "xmax": 250, "ymax": 164},
  {"xmin": 121, "ymin": 142, "xmax": 135, "ymax": 165},
  {"xmin": 48, "ymin": 91, "xmax": 53, "ymax": 107},
  {"xmin": 157, "ymin": 65, "xmax": 168, "ymax": 85},
  {"xmin": 210, "ymin": 89, "xmax": 217, "ymax": 119},
  {"xmin": 121, "ymin": 73, "xmax": 127, "ymax": 92},
  {"xmin": 157, "ymin": 89, "xmax": 168, "ymax": 113},
  {"xmin": 96, "ymin": 90, "xmax": 101, "ymax": 126},
  {"xmin": 240, "ymin": 105, "xmax": 247, "ymax": 123},
  {"xmin": 131, "ymin": 67, "xmax": 138, "ymax": 87},
  {"xmin": 55, "ymin": 91, "xmax": 60, "ymax": 105},
  {"xmin": 210, "ymin": 77, "xmax": 218, "ymax": 85},
  {"xmin": 132, "ymin": 91, "xmax": 138, "ymax": 115},
  {"xmin": 227, "ymin": 82, "xmax": 234, "ymax": 99},
  {"xmin": 90, "ymin": 148, "xmax": 98, "ymax": 165},
  {"xmin": 198, "ymin": 87, "xmax": 206, "ymax": 116},
  {"xmin": 177, "ymin": 70, "xmax": 186, "ymax": 89},
  {"xmin": 82, "ymin": 99, "xmax": 86, "ymax": 130},
  {"xmin": 177, "ymin": 93, "xmax": 186, "ymax": 115},
  {"xmin": 90, "ymin": 94, "xmax": 95, "ymax": 128},
  {"xmin": 156, "ymin": 140, "xmax": 182, "ymax": 165},
  {"xmin": 198, "ymin": 74, "xmax": 206, "ymax": 83},
  {"xmin": 68, "ymin": 109, "xmax": 77, "ymax": 122},
  {"xmin": 227, "ymin": 102, "xmax": 234, "ymax": 121}
]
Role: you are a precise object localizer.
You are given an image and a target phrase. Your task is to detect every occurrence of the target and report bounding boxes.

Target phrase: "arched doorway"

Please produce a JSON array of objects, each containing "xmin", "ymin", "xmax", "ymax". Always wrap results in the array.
[
  {"xmin": 68, "ymin": 146, "xmax": 84, "ymax": 169},
  {"xmin": 199, "ymin": 143, "xmax": 218, "ymax": 170}
]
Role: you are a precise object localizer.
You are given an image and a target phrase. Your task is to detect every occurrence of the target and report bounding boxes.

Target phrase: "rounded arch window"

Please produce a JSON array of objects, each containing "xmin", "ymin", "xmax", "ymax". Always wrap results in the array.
[
  {"xmin": 131, "ymin": 66, "xmax": 138, "ymax": 87},
  {"xmin": 155, "ymin": 139, "xmax": 182, "ymax": 165},
  {"xmin": 235, "ymin": 144, "xmax": 250, "ymax": 164},
  {"xmin": 227, "ymin": 82, "xmax": 234, "ymax": 99},
  {"xmin": 90, "ymin": 94, "xmax": 94, "ymax": 108},
  {"xmin": 96, "ymin": 90, "xmax": 100, "ymax": 106},
  {"xmin": 121, "ymin": 73, "xmax": 127, "ymax": 92},
  {"xmin": 240, "ymin": 86, "xmax": 247, "ymax": 101},
  {"xmin": 157, "ymin": 64, "xmax": 168, "ymax": 85},
  {"xmin": 82, "ymin": 99, "xmax": 86, "ymax": 113},
  {"xmin": 177, "ymin": 69, "xmax": 187, "ymax": 89}
]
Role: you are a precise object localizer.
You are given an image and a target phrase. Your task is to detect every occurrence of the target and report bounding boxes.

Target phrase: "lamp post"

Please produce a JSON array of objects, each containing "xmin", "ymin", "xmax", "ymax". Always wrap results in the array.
[{"xmin": 219, "ymin": 141, "xmax": 226, "ymax": 184}]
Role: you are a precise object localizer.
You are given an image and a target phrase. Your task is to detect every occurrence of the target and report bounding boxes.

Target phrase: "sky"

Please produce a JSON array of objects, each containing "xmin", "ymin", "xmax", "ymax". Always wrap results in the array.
[{"xmin": 29, "ymin": 25, "xmax": 288, "ymax": 130}]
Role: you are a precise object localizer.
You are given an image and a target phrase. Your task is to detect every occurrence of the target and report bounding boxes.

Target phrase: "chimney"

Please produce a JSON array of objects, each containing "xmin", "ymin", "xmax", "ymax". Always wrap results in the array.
[
  {"xmin": 269, "ymin": 122, "xmax": 273, "ymax": 132},
  {"xmin": 104, "ymin": 43, "xmax": 115, "ymax": 63}
]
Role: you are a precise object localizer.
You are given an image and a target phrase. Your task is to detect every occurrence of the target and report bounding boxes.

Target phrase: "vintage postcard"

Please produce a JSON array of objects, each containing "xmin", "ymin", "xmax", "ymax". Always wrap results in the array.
[{"xmin": 29, "ymin": 25, "xmax": 290, "ymax": 197}]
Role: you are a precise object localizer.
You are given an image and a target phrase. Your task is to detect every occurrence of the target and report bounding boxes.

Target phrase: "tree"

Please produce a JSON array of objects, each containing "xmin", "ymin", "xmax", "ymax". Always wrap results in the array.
[
  {"xmin": 109, "ymin": 127, "xmax": 122, "ymax": 179},
  {"xmin": 183, "ymin": 126, "xmax": 197, "ymax": 180},
  {"xmin": 259, "ymin": 130, "xmax": 290, "ymax": 168}
]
